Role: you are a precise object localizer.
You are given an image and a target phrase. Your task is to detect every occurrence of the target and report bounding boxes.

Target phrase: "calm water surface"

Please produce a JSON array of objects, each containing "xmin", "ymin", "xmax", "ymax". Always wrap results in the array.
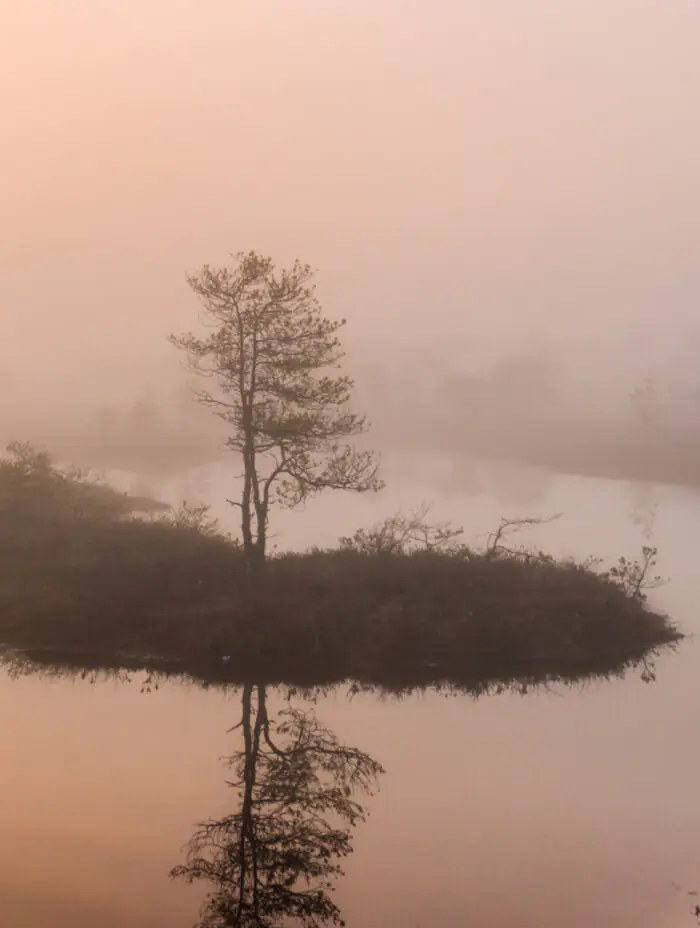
[{"xmin": 2, "ymin": 473, "xmax": 699, "ymax": 927}]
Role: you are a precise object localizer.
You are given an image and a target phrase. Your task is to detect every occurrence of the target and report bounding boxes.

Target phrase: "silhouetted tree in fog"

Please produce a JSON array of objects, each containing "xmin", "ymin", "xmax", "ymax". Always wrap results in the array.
[{"xmin": 171, "ymin": 251, "xmax": 382, "ymax": 573}]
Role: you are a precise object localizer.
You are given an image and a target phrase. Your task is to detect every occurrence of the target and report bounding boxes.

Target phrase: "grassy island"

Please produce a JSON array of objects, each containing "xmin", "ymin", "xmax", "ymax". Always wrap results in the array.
[{"xmin": 0, "ymin": 442, "xmax": 681, "ymax": 690}]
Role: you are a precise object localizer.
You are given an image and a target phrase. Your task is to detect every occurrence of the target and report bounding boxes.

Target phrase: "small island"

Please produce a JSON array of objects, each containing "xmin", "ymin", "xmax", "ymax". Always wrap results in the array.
[{"xmin": 0, "ymin": 440, "xmax": 680, "ymax": 691}]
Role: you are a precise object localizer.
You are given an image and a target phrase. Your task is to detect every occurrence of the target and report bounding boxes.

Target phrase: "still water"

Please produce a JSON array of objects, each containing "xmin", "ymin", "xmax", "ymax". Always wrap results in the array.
[{"xmin": 2, "ymin": 471, "xmax": 699, "ymax": 927}]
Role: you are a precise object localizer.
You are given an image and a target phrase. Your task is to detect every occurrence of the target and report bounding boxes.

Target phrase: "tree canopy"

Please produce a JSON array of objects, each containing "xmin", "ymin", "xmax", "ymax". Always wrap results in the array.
[{"xmin": 171, "ymin": 251, "xmax": 383, "ymax": 571}]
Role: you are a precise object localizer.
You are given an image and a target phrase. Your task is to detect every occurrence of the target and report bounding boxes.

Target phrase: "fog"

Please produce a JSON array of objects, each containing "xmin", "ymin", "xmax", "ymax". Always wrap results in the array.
[{"xmin": 3, "ymin": 0, "xmax": 700, "ymax": 490}]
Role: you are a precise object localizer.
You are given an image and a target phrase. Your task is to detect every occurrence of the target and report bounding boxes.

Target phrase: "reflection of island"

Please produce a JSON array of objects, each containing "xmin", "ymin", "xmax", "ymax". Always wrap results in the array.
[{"xmin": 171, "ymin": 684, "xmax": 383, "ymax": 927}]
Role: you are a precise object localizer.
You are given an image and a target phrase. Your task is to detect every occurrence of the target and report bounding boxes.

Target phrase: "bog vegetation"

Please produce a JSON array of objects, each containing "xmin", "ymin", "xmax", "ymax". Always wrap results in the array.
[{"xmin": 0, "ymin": 441, "xmax": 680, "ymax": 689}]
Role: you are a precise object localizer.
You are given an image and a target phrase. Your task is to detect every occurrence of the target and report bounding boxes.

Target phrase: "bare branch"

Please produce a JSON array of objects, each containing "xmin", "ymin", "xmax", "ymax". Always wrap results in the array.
[{"xmin": 485, "ymin": 513, "xmax": 562, "ymax": 560}]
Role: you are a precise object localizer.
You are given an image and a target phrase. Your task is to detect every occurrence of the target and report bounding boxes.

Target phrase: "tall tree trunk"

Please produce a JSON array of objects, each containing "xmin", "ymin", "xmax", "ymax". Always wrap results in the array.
[
  {"xmin": 240, "ymin": 474, "xmax": 254, "ymax": 574},
  {"xmin": 245, "ymin": 435, "xmax": 268, "ymax": 575},
  {"xmin": 252, "ymin": 500, "xmax": 268, "ymax": 574},
  {"xmin": 240, "ymin": 435, "xmax": 256, "ymax": 574}
]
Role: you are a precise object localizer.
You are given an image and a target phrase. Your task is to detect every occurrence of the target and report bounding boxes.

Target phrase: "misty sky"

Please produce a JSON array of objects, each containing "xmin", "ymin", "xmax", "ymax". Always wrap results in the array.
[{"xmin": 3, "ymin": 0, "xmax": 700, "ymax": 423}]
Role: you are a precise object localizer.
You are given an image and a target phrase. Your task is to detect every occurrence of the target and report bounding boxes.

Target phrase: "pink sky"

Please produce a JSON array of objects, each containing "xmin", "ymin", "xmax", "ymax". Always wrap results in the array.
[{"xmin": 2, "ymin": 0, "xmax": 700, "ymax": 419}]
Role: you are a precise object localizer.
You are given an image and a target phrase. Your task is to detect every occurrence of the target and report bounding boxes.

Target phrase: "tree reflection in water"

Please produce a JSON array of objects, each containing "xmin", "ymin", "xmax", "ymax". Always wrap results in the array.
[{"xmin": 171, "ymin": 684, "xmax": 384, "ymax": 927}]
